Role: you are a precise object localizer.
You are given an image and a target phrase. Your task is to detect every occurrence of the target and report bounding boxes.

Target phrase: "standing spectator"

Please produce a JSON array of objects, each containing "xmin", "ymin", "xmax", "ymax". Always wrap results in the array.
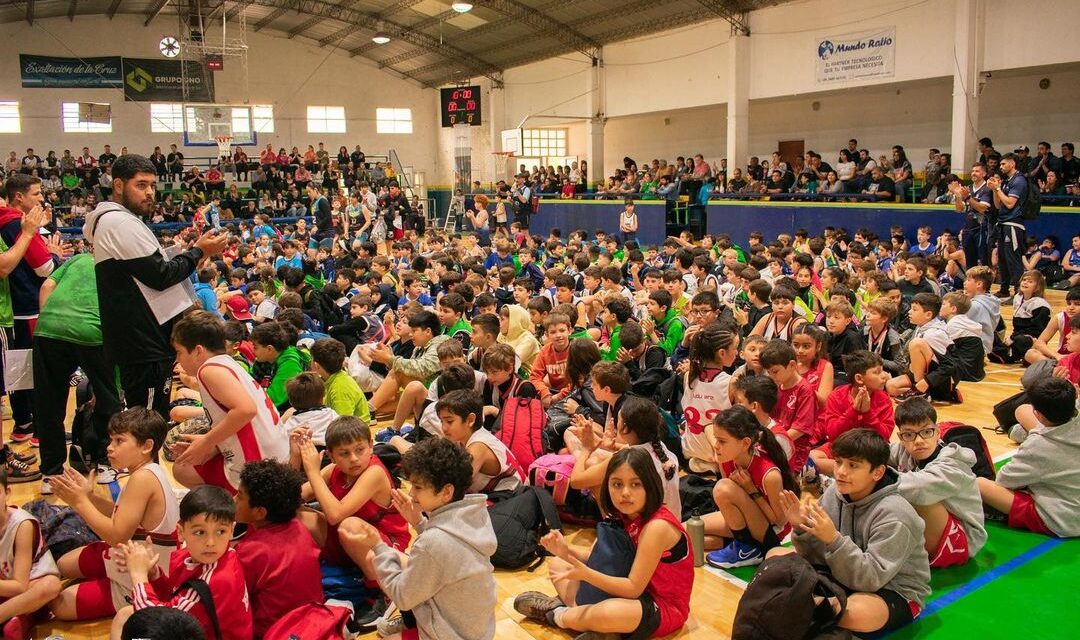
[
  {"xmin": 98, "ymin": 144, "xmax": 117, "ymax": 171},
  {"xmin": 166, "ymin": 144, "xmax": 184, "ymax": 182},
  {"xmin": 1060, "ymin": 143, "xmax": 1080, "ymax": 186},
  {"xmin": 308, "ymin": 183, "xmax": 334, "ymax": 248},
  {"xmin": 0, "ymin": 174, "xmax": 67, "ymax": 446},
  {"xmin": 510, "ymin": 173, "xmax": 532, "ymax": 230},
  {"xmin": 32, "ymin": 252, "xmax": 123, "ymax": 489},
  {"xmin": 989, "ymin": 153, "xmax": 1029, "ymax": 299},
  {"xmin": 83, "ymin": 154, "xmax": 228, "ymax": 419},
  {"xmin": 954, "ymin": 163, "xmax": 993, "ymax": 267},
  {"xmin": 149, "ymin": 146, "xmax": 167, "ymax": 179}
]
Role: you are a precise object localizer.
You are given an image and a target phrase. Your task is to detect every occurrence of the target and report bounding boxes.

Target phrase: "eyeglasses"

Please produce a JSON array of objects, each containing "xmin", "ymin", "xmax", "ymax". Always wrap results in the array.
[
  {"xmin": 898, "ymin": 427, "xmax": 937, "ymax": 442},
  {"xmin": 689, "ymin": 308, "xmax": 715, "ymax": 316}
]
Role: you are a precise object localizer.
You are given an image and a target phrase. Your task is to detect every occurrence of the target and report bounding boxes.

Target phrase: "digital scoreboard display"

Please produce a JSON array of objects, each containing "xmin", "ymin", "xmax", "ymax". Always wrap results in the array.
[{"xmin": 440, "ymin": 85, "xmax": 482, "ymax": 127}]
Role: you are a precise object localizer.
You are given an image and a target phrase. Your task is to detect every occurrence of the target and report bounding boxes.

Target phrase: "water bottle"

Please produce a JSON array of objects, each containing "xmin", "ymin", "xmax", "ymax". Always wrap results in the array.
[{"xmin": 687, "ymin": 514, "xmax": 705, "ymax": 567}]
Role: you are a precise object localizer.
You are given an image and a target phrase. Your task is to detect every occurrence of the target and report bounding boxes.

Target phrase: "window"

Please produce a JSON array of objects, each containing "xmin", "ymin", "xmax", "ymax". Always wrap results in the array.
[
  {"xmin": 376, "ymin": 108, "xmax": 413, "ymax": 134},
  {"xmin": 252, "ymin": 105, "xmax": 274, "ymax": 133},
  {"xmin": 522, "ymin": 128, "xmax": 566, "ymax": 157},
  {"xmin": 62, "ymin": 102, "xmax": 112, "ymax": 133},
  {"xmin": 0, "ymin": 102, "xmax": 19, "ymax": 134},
  {"xmin": 150, "ymin": 103, "xmax": 184, "ymax": 133},
  {"xmin": 307, "ymin": 105, "xmax": 346, "ymax": 133},
  {"xmin": 231, "ymin": 107, "xmax": 252, "ymax": 135}
]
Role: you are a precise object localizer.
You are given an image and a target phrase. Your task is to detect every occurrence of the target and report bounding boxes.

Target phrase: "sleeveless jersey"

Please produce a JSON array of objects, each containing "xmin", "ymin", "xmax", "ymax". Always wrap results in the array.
[
  {"xmin": 322, "ymin": 457, "xmax": 410, "ymax": 567},
  {"xmin": 633, "ymin": 442, "xmax": 683, "ymax": 521},
  {"xmin": 0, "ymin": 507, "xmax": 58, "ymax": 581},
  {"xmin": 764, "ymin": 313, "xmax": 798, "ymax": 341},
  {"xmin": 467, "ymin": 427, "xmax": 524, "ymax": 493},
  {"xmin": 1058, "ymin": 311, "xmax": 1073, "ymax": 355},
  {"xmin": 681, "ymin": 368, "xmax": 730, "ymax": 471},
  {"xmin": 197, "ymin": 354, "xmax": 288, "ymax": 490},
  {"xmin": 721, "ymin": 451, "xmax": 792, "ymax": 538},
  {"xmin": 623, "ymin": 507, "xmax": 693, "ymax": 637}
]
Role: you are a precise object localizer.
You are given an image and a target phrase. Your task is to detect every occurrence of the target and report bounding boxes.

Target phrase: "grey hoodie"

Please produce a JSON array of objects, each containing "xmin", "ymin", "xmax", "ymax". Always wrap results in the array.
[
  {"xmin": 889, "ymin": 442, "xmax": 988, "ymax": 557},
  {"xmin": 966, "ymin": 292, "xmax": 1001, "ymax": 354},
  {"xmin": 996, "ymin": 415, "xmax": 1080, "ymax": 537},
  {"xmin": 372, "ymin": 494, "xmax": 497, "ymax": 640},
  {"xmin": 793, "ymin": 469, "xmax": 931, "ymax": 607}
]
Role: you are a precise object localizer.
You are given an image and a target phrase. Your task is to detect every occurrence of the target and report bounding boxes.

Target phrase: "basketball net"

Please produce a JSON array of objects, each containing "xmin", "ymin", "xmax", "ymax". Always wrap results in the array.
[{"xmin": 215, "ymin": 135, "xmax": 234, "ymax": 159}]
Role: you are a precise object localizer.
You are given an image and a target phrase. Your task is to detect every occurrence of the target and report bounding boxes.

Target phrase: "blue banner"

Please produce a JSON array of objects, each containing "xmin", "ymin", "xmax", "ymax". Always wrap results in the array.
[{"xmin": 20, "ymin": 55, "xmax": 123, "ymax": 88}]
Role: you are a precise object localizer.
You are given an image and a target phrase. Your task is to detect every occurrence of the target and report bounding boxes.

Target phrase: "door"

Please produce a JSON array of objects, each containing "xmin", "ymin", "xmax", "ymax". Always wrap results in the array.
[{"xmin": 778, "ymin": 140, "xmax": 805, "ymax": 170}]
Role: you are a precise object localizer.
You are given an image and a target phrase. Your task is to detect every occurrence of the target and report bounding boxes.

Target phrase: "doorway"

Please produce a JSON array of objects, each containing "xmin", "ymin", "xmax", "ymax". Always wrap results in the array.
[{"xmin": 778, "ymin": 140, "xmax": 805, "ymax": 169}]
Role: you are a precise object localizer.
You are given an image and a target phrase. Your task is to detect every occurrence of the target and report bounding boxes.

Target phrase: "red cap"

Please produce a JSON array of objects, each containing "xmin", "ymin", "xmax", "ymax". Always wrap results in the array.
[{"xmin": 226, "ymin": 295, "xmax": 253, "ymax": 320}]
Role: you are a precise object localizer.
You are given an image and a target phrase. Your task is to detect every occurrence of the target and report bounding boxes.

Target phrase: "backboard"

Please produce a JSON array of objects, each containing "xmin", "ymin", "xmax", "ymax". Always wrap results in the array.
[{"xmin": 183, "ymin": 103, "xmax": 256, "ymax": 147}]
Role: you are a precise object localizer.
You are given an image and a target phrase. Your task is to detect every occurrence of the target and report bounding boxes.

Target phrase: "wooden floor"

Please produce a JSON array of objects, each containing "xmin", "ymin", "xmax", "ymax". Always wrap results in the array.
[{"xmin": 6, "ymin": 292, "xmax": 1053, "ymax": 640}]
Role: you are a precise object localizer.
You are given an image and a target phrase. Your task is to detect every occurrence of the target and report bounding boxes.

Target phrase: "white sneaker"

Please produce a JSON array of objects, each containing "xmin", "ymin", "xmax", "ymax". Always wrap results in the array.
[
  {"xmin": 1008, "ymin": 424, "xmax": 1029, "ymax": 444},
  {"xmin": 95, "ymin": 465, "xmax": 119, "ymax": 484},
  {"xmin": 40, "ymin": 477, "xmax": 54, "ymax": 496}
]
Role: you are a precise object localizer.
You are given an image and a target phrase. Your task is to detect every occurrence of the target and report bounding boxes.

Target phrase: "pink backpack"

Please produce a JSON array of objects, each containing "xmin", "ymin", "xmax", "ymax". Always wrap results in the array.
[
  {"xmin": 262, "ymin": 602, "xmax": 352, "ymax": 640},
  {"xmin": 528, "ymin": 454, "xmax": 575, "ymax": 505}
]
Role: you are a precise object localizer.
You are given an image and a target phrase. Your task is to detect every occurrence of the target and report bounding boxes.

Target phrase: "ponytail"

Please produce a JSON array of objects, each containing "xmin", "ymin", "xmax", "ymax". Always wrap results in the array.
[
  {"xmin": 713, "ymin": 406, "xmax": 800, "ymax": 496},
  {"xmin": 649, "ymin": 439, "xmax": 676, "ymax": 481},
  {"xmin": 688, "ymin": 321, "xmax": 739, "ymax": 386},
  {"xmin": 619, "ymin": 397, "xmax": 675, "ymax": 481}
]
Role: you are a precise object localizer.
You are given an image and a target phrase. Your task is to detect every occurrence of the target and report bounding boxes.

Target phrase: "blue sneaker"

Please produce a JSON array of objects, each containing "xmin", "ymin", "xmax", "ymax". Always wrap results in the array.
[
  {"xmin": 374, "ymin": 427, "xmax": 398, "ymax": 443},
  {"xmin": 399, "ymin": 423, "xmax": 415, "ymax": 438},
  {"xmin": 706, "ymin": 540, "xmax": 764, "ymax": 569}
]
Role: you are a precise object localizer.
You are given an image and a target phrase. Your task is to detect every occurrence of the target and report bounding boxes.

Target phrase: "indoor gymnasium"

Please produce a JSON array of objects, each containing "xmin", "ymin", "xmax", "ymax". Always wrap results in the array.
[{"xmin": 0, "ymin": 0, "xmax": 1078, "ymax": 639}]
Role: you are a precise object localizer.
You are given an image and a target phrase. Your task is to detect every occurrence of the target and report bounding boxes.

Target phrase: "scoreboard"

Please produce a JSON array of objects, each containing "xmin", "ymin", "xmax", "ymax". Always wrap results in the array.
[{"xmin": 440, "ymin": 85, "xmax": 482, "ymax": 127}]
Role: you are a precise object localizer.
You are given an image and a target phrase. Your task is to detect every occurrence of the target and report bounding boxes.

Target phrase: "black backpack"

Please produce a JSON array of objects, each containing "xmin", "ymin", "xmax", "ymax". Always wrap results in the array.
[
  {"xmin": 1021, "ymin": 178, "xmax": 1041, "ymax": 220},
  {"xmin": 732, "ymin": 553, "xmax": 847, "ymax": 640},
  {"xmin": 487, "ymin": 486, "xmax": 562, "ymax": 570},
  {"xmin": 679, "ymin": 474, "xmax": 718, "ymax": 518}
]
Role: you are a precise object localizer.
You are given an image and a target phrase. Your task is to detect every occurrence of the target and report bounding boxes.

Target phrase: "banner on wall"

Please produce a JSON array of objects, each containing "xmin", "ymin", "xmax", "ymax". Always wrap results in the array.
[
  {"xmin": 20, "ymin": 55, "xmax": 123, "ymax": 88},
  {"xmin": 122, "ymin": 58, "xmax": 215, "ymax": 102},
  {"xmin": 815, "ymin": 27, "xmax": 895, "ymax": 85}
]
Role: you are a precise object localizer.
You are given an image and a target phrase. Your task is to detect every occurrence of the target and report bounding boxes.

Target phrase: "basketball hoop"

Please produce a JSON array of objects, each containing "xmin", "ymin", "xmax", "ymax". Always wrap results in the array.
[{"xmin": 215, "ymin": 134, "xmax": 234, "ymax": 159}]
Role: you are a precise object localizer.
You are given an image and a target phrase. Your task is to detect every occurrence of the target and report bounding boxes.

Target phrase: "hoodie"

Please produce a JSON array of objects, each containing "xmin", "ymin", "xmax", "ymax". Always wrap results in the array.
[
  {"xmin": 889, "ymin": 442, "xmax": 988, "ymax": 558},
  {"xmin": 792, "ymin": 469, "xmax": 931, "ymax": 607},
  {"xmin": 498, "ymin": 304, "xmax": 540, "ymax": 376},
  {"xmin": 827, "ymin": 324, "xmax": 864, "ymax": 376},
  {"xmin": 372, "ymin": 495, "xmax": 497, "ymax": 640},
  {"xmin": 84, "ymin": 202, "xmax": 203, "ymax": 365},
  {"xmin": 0, "ymin": 206, "xmax": 57, "ymax": 316},
  {"xmin": 996, "ymin": 415, "xmax": 1080, "ymax": 537},
  {"xmin": 966, "ymin": 292, "xmax": 1001, "ymax": 354}
]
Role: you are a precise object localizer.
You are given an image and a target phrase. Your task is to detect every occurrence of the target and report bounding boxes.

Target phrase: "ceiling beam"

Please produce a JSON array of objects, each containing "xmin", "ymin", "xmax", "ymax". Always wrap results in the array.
[
  {"xmin": 696, "ymin": 0, "xmax": 750, "ymax": 35},
  {"xmin": 348, "ymin": 8, "xmax": 458, "ymax": 59},
  {"xmin": 317, "ymin": 0, "xmax": 430, "ymax": 50},
  {"xmin": 252, "ymin": 5, "xmax": 289, "ymax": 31},
  {"xmin": 25, "ymin": 0, "xmax": 34, "ymax": 25},
  {"xmin": 479, "ymin": 0, "xmax": 599, "ymax": 57},
  {"xmin": 144, "ymin": 0, "xmax": 171, "ymax": 26},
  {"xmin": 107, "ymin": 0, "xmax": 124, "ymax": 19},
  {"xmin": 286, "ymin": 15, "xmax": 322, "ymax": 38},
  {"xmin": 223, "ymin": 0, "xmax": 255, "ymax": 21},
  {"xmin": 67, "ymin": 0, "xmax": 77, "ymax": 20}
]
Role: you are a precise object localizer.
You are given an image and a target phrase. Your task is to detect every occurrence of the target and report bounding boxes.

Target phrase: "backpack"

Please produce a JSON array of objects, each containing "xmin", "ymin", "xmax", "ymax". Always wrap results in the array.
[
  {"xmin": 22, "ymin": 499, "xmax": 101, "ymax": 559},
  {"xmin": 1021, "ymin": 179, "xmax": 1041, "ymax": 220},
  {"xmin": 262, "ymin": 602, "xmax": 352, "ymax": 640},
  {"xmin": 528, "ymin": 454, "xmax": 602, "ymax": 525},
  {"xmin": 939, "ymin": 421, "xmax": 996, "ymax": 480},
  {"xmin": 679, "ymin": 474, "xmax": 718, "ymax": 518},
  {"xmin": 732, "ymin": 553, "xmax": 848, "ymax": 640},
  {"xmin": 373, "ymin": 442, "xmax": 403, "ymax": 486},
  {"xmin": 487, "ymin": 486, "xmax": 562, "ymax": 569},
  {"xmin": 496, "ymin": 396, "xmax": 548, "ymax": 471}
]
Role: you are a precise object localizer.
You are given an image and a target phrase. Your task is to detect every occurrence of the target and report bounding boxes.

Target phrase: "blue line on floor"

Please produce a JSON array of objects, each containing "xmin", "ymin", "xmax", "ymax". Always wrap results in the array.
[{"xmin": 920, "ymin": 538, "xmax": 1064, "ymax": 618}]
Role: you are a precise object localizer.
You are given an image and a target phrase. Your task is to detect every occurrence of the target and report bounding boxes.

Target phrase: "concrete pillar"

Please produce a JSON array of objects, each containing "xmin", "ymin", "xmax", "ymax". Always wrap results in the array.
[
  {"xmin": 585, "ymin": 49, "xmax": 605, "ymax": 187},
  {"xmin": 726, "ymin": 33, "xmax": 750, "ymax": 177},
  {"xmin": 950, "ymin": 0, "xmax": 984, "ymax": 176}
]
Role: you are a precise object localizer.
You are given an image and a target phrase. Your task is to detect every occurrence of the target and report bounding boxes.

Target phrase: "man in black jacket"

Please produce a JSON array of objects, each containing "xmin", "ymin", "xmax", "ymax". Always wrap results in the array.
[
  {"xmin": 308, "ymin": 182, "xmax": 334, "ymax": 248},
  {"xmin": 84, "ymin": 155, "xmax": 227, "ymax": 419}
]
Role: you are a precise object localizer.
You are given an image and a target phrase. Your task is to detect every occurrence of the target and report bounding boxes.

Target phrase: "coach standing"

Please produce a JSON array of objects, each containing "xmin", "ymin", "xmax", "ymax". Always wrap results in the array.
[
  {"xmin": 84, "ymin": 155, "xmax": 227, "ymax": 418},
  {"xmin": 988, "ymin": 152, "xmax": 1028, "ymax": 300}
]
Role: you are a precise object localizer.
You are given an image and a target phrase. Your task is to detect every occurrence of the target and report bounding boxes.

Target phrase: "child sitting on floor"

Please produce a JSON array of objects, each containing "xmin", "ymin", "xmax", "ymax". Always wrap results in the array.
[
  {"xmin": 279, "ymin": 373, "xmax": 339, "ymax": 448},
  {"xmin": 810, "ymin": 351, "xmax": 894, "ymax": 476},
  {"xmin": 0, "ymin": 469, "xmax": 62, "ymax": 639},
  {"xmin": 889, "ymin": 398, "xmax": 986, "ymax": 567}
]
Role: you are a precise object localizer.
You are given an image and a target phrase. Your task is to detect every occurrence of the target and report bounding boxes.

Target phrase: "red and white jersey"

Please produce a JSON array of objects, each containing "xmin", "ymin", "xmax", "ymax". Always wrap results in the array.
[
  {"xmin": 197, "ymin": 354, "xmax": 288, "ymax": 489},
  {"xmin": 467, "ymin": 427, "xmax": 524, "ymax": 494},
  {"xmin": 681, "ymin": 368, "xmax": 731, "ymax": 470}
]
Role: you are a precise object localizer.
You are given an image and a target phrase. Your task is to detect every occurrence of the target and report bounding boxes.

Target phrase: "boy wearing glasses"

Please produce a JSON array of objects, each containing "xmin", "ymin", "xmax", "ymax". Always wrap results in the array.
[{"xmin": 889, "ymin": 397, "xmax": 986, "ymax": 567}]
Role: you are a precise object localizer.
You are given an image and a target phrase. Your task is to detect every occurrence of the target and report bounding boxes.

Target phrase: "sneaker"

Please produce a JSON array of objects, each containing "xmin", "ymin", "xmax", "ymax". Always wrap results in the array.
[
  {"xmin": 896, "ymin": 388, "xmax": 929, "ymax": 401},
  {"xmin": 40, "ymin": 477, "xmax": 54, "ymax": 496},
  {"xmin": 3, "ymin": 457, "xmax": 42, "ymax": 484},
  {"xmin": 1008, "ymin": 424, "xmax": 1029, "ymax": 444},
  {"xmin": 350, "ymin": 596, "xmax": 389, "ymax": 633},
  {"xmin": 399, "ymin": 423, "xmax": 415, "ymax": 438},
  {"xmin": 374, "ymin": 427, "xmax": 398, "ymax": 444},
  {"xmin": 706, "ymin": 540, "xmax": 765, "ymax": 569},
  {"xmin": 994, "ymin": 289, "xmax": 1012, "ymax": 299},
  {"xmin": 376, "ymin": 614, "xmax": 405, "ymax": 638},
  {"xmin": 95, "ymin": 465, "xmax": 119, "ymax": 484},
  {"xmin": 11, "ymin": 450, "xmax": 35, "ymax": 465},
  {"xmin": 9, "ymin": 423, "xmax": 33, "ymax": 444},
  {"xmin": 2, "ymin": 613, "xmax": 33, "ymax": 640},
  {"xmin": 28, "ymin": 437, "xmax": 39, "ymax": 448},
  {"xmin": 513, "ymin": 591, "xmax": 563, "ymax": 625}
]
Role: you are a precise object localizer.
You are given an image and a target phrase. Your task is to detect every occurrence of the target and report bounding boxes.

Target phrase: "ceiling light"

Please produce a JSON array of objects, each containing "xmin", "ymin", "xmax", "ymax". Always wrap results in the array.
[
  {"xmin": 372, "ymin": 31, "xmax": 390, "ymax": 44},
  {"xmin": 451, "ymin": 2, "xmax": 473, "ymax": 13}
]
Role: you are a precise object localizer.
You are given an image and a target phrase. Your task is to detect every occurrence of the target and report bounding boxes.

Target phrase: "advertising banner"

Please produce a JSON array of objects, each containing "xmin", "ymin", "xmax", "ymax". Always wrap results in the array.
[
  {"xmin": 815, "ymin": 28, "xmax": 895, "ymax": 85},
  {"xmin": 122, "ymin": 58, "xmax": 215, "ymax": 102},
  {"xmin": 20, "ymin": 55, "xmax": 123, "ymax": 88}
]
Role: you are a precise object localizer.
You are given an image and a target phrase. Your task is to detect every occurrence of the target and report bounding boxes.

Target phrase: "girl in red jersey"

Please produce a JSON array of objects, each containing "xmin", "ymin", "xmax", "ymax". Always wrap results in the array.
[
  {"xmin": 702, "ymin": 406, "xmax": 800, "ymax": 570},
  {"xmin": 793, "ymin": 323, "xmax": 834, "ymax": 408},
  {"xmin": 514, "ymin": 447, "xmax": 694, "ymax": 639},
  {"xmin": 294, "ymin": 417, "xmax": 410, "ymax": 589}
]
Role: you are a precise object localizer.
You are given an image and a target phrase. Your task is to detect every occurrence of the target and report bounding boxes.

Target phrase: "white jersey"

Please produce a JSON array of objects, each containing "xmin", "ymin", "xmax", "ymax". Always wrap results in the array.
[
  {"xmin": 197, "ymin": 354, "xmax": 289, "ymax": 491},
  {"xmin": 0, "ymin": 507, "xmax": 58, "ymax": 581},
  {"xmin": 466, "ymin": 428, "xmax": 524, "ymax": 494},
  {"xmin": 282, "ymin": 406, "xmax": 340, "ymax": 447},
  {"xmin": 633, "ymin": 442, "xmax": 683, "ymax": 521},
  {"xmin": 763, "ymin": 314, "xmax": 799, "ymax": 341},
  {"xmin": 680, "ymin": 368, "xmax": 732, "ymax": 472},
  {"xmin": 422, "ymin": 370, "xmax": 487, "ymax": 437}
]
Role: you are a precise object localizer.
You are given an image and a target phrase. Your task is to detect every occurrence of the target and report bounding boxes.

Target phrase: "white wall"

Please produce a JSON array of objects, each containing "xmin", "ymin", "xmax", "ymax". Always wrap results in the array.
[
  {"xmin": 983, "ymin": 0, "xmax": 1080, "ymax": 72},
  {"xmin": 0, "ymin": 15, "xmax": 440, "ymax": 177}
]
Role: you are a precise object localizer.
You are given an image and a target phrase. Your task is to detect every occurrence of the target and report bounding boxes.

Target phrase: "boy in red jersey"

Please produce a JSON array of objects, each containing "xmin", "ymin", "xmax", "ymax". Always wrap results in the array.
[
  {"xmin": 760, "ymin": 339, "xmax": 818, "ymax": 473},
  {"xmin": 110, "ymin": 485, "xmax": 252, "ymax": 640}
]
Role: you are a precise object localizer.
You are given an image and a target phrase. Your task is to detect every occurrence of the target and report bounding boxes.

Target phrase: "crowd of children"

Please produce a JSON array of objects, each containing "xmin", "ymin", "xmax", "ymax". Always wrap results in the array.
[{"xmin": 2, "ymin": 210, "xmax": 1079, "ymax": 640}]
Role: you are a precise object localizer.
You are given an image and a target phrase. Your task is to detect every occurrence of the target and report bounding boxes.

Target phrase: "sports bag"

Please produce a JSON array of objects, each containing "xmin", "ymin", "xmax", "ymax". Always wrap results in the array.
[
  {"xmin": 263, "ymin": 602, "xmax": 352, "ymax": 640},
  {"xmin": 487, "ymin": 486, "xmax": 562, "ymax": 569},
  {"xmin": 939, "ymin": 421, "xmax": 996, "ymax": 480},
  {"xmin": 496, "ymin": 396, "xmax": 548, "ymax": 471},
  {"xmin": 1021, "ymin": 180, "xmax": 1041, "ymax": 220},
  {"xmin": 679, "ymin": 474, "xmax": 718, "ymax": 518},
  {"xmin": 22, "ymin": 499, "xmax": 101, "ymax": 559},
  {"xmin": 528, "ymin": 454, "xmax": 602, "ymax": 525},
  {"xmin": 575, "ymin": 519, "xmax": 635, "ymax": 606},
  {"xmin": 732, "ymin": 553, "xmax": 847, "ymax": 640}
]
